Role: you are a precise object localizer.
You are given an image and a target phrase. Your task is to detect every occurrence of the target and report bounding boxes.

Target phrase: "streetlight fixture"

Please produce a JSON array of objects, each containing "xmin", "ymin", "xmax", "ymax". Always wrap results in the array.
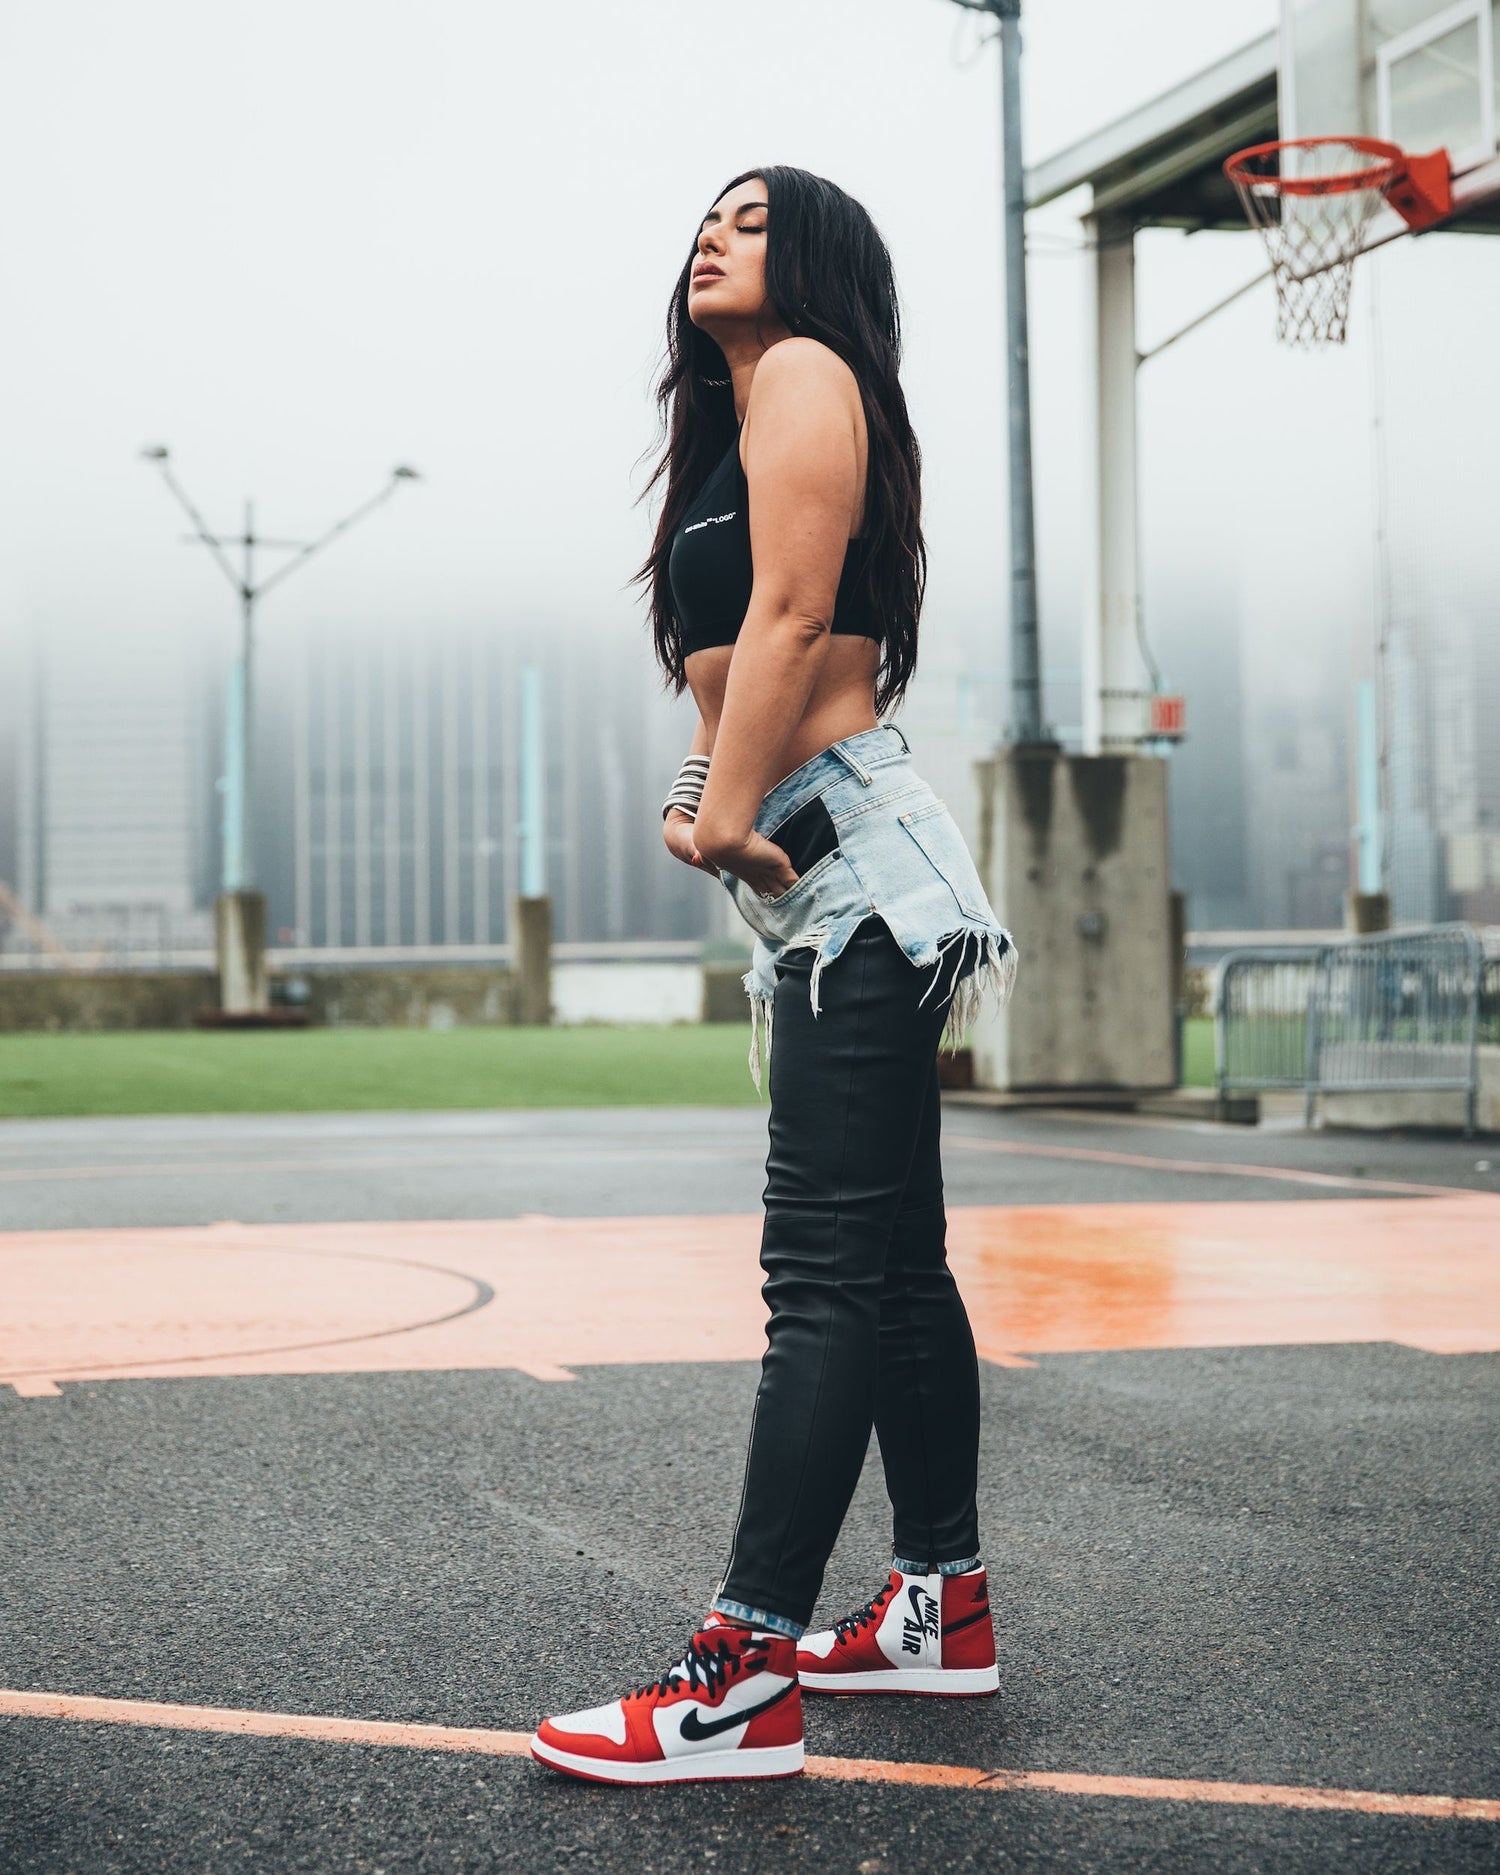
[
  {"xmin": 141, "ymin": 446, "xmax": 420, "ymax": 1014},
  {"xmin": 937, "ymin": 3, "xmax": 1181, "ymax": 1103},
  {"xmin": 940, "ymin": 0, "xmax": 1048, "ymax": 746}
]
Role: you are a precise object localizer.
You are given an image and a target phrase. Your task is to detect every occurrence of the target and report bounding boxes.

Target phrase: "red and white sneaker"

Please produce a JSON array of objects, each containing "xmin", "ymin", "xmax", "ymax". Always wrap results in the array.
[
  {"xmin": 530, "ymin": 1615, "xmax": 804, "ymax": 1785},
  {"xmin": 797, "ymin": 1566, "xmax": 999, "ymax": 1696}
]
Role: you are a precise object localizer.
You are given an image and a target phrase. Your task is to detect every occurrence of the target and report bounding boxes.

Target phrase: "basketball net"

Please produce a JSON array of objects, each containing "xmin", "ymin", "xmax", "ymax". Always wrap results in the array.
[{"xmin": 1225, "ymin": 138, "xmax": 1403, "ymax": 349}]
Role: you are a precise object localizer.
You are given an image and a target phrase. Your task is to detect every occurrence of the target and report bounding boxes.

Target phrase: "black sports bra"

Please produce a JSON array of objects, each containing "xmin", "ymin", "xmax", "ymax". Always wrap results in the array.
[{"xmin": 667, "ymin": 432, "xmax": 881, "ymax": 657}]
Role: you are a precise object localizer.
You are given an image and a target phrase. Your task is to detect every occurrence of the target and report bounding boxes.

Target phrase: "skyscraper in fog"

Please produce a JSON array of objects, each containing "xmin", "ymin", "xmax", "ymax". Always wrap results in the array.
[
  {"xmin": 253, "ymin": 617, "xmax": 715, "ymax": 951},
  {"xmin": 8, "ymin": 629, "xmax": 213, "ymax": 953},
  {"xmin": 1385, "ymin": 587, "xmax": 1500, "ymax": 925},
  {"xmin": 2, "ymin": 615, "xmax": 723, "ymax": 959}
]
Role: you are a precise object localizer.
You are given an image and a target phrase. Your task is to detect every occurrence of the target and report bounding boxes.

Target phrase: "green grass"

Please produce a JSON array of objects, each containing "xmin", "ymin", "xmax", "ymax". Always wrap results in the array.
[
  {"xmin": 0, "ymin": 1025, "xmax": 766, "ymax": 1119},
  {"xmin": 1181, "ymin": 1015, "xmax": 1214, "ymax": 1089},
  {"xmin": 0, "ymin": 1015, "xmax": 1222, "ymax": 1120}
]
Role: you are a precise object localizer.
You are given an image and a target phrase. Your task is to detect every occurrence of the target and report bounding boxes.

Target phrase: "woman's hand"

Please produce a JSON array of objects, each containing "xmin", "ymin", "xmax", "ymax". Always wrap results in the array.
[
  {"xmin": 695, "ymin": 824, "xmax": 799, "ymax": 901},
  {"xmin": 663, "ymin": 809, "xmax": 719, "ymax": 877}
]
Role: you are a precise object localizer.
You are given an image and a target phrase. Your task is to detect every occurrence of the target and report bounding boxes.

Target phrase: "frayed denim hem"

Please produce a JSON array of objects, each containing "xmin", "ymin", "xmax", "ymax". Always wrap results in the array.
[
  {"xmin": 744, "ymin": 923, "xmax": 1017, "ymax": 1094},
  {"xmin": 892, "ymin": 1552, "xmax": 983, "ymax": 1577},
  {"xmin": 710, "ymin": 1596, "xmax": 805, "ymax": 1641}
]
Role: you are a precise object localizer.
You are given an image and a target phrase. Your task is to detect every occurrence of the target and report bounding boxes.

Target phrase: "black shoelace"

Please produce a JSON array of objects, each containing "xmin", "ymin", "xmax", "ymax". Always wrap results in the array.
[
  {"xmin": 832, "ymin": 1580, "xmax": 896, "ymax": 1646},
  {"xmin": 631, "ymin": 1631, "xmax": 769, "ymax": 1702}
]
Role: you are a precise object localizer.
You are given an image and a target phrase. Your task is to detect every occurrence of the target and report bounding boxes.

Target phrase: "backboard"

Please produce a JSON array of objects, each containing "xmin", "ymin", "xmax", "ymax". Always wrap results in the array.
[{"xmin": 1282, "ymin": 1, "xmax": 1499, "ymax": 176}]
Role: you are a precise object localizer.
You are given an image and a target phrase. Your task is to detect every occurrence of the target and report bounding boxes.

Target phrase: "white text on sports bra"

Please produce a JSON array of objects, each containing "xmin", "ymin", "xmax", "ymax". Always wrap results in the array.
[{"xmin": 683, "ymin": 512, "xmax": 738, "ymax": 534}]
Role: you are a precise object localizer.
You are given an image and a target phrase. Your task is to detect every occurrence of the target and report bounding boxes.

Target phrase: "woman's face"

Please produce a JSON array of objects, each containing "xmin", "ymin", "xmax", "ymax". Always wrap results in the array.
[{"xmin": 686, "ymin": 177, "xmax": 769, "ymax": 331}]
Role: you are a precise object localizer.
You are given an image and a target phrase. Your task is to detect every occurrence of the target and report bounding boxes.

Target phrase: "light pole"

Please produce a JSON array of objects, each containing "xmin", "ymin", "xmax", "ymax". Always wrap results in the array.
[
  {"xmin": 943, "ymin": 0, "xmax": 1047, "ymax": 745},
  {"xmin": 141, "ymin": 447, "xmax": 420, "ymax": 1013}
]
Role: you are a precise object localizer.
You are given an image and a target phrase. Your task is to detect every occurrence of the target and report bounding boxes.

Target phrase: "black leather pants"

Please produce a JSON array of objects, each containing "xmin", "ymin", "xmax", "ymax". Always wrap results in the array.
[{"xmin": 716, "ymin": 916, "xmax": 981, "ymax": 1632}]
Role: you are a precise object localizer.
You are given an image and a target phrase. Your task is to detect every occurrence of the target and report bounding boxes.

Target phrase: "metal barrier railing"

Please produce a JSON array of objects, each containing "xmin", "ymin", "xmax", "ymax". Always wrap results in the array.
[
  {"xmin": 1304, "ymin": 924, "xmax": 1483, "ymax": 1136},
  {"xmin": 1214, "ymin": 947, "xmax": 1322, "ymax": 1099},
  {"xmin": 1215, "ymin": 925, "xmax": 1488, "ymax": 1137},
  {"xmin": 1484, "ymin": 955, "xmax": 1500, "ymax": 1049}
]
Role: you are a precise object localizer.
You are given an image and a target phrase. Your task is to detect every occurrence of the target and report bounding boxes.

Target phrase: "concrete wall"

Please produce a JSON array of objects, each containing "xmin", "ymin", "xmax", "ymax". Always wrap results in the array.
[
  {"xmin": 0, "ymin": 962, "xmax": 750, "ymax": 1031},
  {"xmin": 0, "ymin": 972, "xmax": 218, "ymax": 1032},
  {"xmin": 1317, "ymin": 1046, "xmax": 1500, "ymax": 1135},
  {"xmin": 969, "ymin": 748, "xmax": 1175, "ymax": 1091},
  {"xmin": 702, "ymin": 966, "xmax": 752, "ymax": 1024},
  {"xmin": 0, "ymin": 968, "xmax": 523, "ymax": 1033},
  {"xmin": 297, "ymin": 969, "xmax": 519, "ymax": 1030}
]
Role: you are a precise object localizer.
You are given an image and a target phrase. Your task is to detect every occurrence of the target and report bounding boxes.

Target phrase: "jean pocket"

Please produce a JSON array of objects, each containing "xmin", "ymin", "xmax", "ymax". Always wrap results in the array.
[
  {"xmin": 898, "ymin": 802, "xmax": 992, "ymax": 922},
  {"xmin": 761, "ymin": 848, "xmax": 841, "ymax": 907},
  {"xmin": 769, "ymin": 795, "xmax": 841, "ymax": 878}
]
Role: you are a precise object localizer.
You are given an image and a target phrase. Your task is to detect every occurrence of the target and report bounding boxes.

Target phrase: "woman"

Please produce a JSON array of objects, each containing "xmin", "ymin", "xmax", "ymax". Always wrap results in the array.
[{"xmin": 531, "ymin": 167, "xmax": 1016, "ymax": 1786}]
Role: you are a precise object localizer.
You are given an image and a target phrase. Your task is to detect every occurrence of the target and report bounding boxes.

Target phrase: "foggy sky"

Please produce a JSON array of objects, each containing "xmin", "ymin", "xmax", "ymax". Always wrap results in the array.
[{"xmin": 2, "ymin": 0, "xmax": 1494, "ymax": 752}]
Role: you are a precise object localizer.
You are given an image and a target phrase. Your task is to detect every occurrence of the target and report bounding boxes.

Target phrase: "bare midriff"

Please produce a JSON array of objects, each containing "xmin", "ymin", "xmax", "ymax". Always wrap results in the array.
[{"xmin": 685, "ymin": 634, "xmax": 881, "ymax": 792}]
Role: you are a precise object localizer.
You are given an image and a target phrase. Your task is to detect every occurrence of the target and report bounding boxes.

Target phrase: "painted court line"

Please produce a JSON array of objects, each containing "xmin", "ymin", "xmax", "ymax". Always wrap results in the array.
[
  {"xmin": 0, "ymin": 1142, "xmax": 1472, "ymax": 1199},
  {"xmin": 2, "ymin": 1690, "xmax": 1495, "ymax": 1822},
  {"xmin": 0, "ymin": 1155, "xmax": 491, "ymax": 1186},
  {"xmin": 0, "ymin": 1145, "xmax": 742, "ymax": 1187},
  {"xmin": 0, "ymin": 1238, "xmax": 496, "ymax": 1390},
  {"xmin": 947, "ymin": 1135, "xmax": 1461, "ymax": 1197}
]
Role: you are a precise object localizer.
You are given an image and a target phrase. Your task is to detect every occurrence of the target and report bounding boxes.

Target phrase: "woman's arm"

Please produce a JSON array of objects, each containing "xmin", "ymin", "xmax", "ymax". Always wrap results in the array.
[
  {"xmin": 663, "ymin": 715, "xmax": 715, "ymax": 872},
  {"xmin": 691, "ymin": 341, "xmax": 862, "ymax": 881}
]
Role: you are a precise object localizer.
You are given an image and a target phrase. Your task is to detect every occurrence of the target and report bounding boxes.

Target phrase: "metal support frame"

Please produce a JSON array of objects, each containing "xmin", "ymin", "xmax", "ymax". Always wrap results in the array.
[
  {"xmin": 996, "ymin": 1, "xmax": 1044, "ymax": 743},
  {"xmin": 946, "ymin": 0, "xmax": 1047, "ymax": 745},
  {"xmin": 949, "ymin": 0, "xmax": 1151, "ymax": 753}
]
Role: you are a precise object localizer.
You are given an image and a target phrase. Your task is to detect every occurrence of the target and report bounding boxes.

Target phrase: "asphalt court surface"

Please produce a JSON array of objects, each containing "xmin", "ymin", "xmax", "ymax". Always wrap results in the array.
[
  {"xmin": 3, "ymin": 1103, "xmax": 1498, "ymax": 1872},
  {"xmin": 4, "ymin": 1104, "xmax": 1499, "ymax": 1229}
]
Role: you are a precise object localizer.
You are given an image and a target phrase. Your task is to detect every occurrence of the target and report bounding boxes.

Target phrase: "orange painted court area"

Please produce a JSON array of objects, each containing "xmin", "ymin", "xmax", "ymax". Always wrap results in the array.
[{"xmin": 4, "ymin": 1193, "xmax": 1498, "ymax": 1397}]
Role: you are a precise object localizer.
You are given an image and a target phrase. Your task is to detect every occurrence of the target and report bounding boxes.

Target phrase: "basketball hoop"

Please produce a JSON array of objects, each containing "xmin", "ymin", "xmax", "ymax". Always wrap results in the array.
[{"xmin": 1224, "ymin": 137, "xmax": 1450, "ymax": 348}]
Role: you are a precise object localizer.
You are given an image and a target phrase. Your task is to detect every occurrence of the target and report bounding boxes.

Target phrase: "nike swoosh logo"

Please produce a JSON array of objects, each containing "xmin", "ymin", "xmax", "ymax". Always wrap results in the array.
[{"xmin": 676, "ymin": 1677, "xmax": 796, "ymax": 1743}]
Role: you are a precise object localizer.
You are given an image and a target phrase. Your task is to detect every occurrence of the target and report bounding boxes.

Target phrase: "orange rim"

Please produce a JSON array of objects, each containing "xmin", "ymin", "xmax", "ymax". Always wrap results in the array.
[{"xmin": 1224, "ymin": 136, "xmax": 1405, "ymax": 198}]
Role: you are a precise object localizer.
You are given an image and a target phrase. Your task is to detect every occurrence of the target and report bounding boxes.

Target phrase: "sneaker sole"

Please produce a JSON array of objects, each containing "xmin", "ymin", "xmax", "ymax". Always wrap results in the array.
[
  {"xmin": 798, "ymin": 1664, "xmax": 1000, "ymax": 1697},
  {"xmin": 529, "ymin": 1734, "xmax": 805, "ymax": 1785}
]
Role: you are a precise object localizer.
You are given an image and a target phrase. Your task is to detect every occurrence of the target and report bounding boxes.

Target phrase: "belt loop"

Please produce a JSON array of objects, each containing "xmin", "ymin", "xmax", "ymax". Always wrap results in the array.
[
  {"xmin": 888, "ymin": 722, "xmax": 911, "ymax": 755},
  {"xmin": 831, "ymin": 740, "xmax": 875, "ymax": 786}
]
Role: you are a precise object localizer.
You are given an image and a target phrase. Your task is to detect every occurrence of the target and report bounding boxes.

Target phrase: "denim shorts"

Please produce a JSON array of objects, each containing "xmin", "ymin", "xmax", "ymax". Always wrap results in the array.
[{"xmin": 721, "ymin": 724, "xmax": 1018, "ymax": 1088}]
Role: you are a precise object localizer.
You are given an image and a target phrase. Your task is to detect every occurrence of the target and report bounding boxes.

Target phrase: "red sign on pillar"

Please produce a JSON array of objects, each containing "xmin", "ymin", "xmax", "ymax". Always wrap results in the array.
[{"xmin": 1149, "ymin": 693, "xmax": 1186, "ymax": 739}]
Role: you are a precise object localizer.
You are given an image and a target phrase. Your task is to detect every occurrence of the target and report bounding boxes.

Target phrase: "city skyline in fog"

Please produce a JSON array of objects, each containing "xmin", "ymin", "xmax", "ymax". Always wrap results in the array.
[
  {"xmin": 4, "ymin": 0, "xmax": 1287, "ymax": 690},
  {"xmin": 4, "ymin": 0, "xmax": 1498, "ymax": 942}
]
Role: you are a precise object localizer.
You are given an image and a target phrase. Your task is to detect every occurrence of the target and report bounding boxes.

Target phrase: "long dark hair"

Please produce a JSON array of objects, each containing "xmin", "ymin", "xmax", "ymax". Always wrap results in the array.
[{"xmin": 636, "ymin": 166, "xmax": 925, "ymax": 718}]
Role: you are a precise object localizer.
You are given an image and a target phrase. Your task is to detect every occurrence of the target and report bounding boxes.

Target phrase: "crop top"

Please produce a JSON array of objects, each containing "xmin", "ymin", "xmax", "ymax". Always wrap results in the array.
[{"xmin": 667, "ymin": 432, "xmax": 881, "ymax": 657}]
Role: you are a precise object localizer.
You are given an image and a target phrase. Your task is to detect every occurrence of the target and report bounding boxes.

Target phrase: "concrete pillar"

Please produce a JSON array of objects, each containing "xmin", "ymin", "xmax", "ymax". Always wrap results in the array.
[
  {"xmin": 1081, "ymin": 209, "xmax": 1151, "ymax": 754},
  {"xmin": 969, "ymin": 747, "xmax": 1174, "ymax": 1091},
  {"xmin": 215, "ymin": 890, "xmax": 269, "ymax": 1014},
  {"xmin": 1345, "ymin": 891, "xmax": 1391, "ymax": 934},
  {"xmin": 513, "ymin": 893, "xmax": 553, "ymax": 1025}
]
